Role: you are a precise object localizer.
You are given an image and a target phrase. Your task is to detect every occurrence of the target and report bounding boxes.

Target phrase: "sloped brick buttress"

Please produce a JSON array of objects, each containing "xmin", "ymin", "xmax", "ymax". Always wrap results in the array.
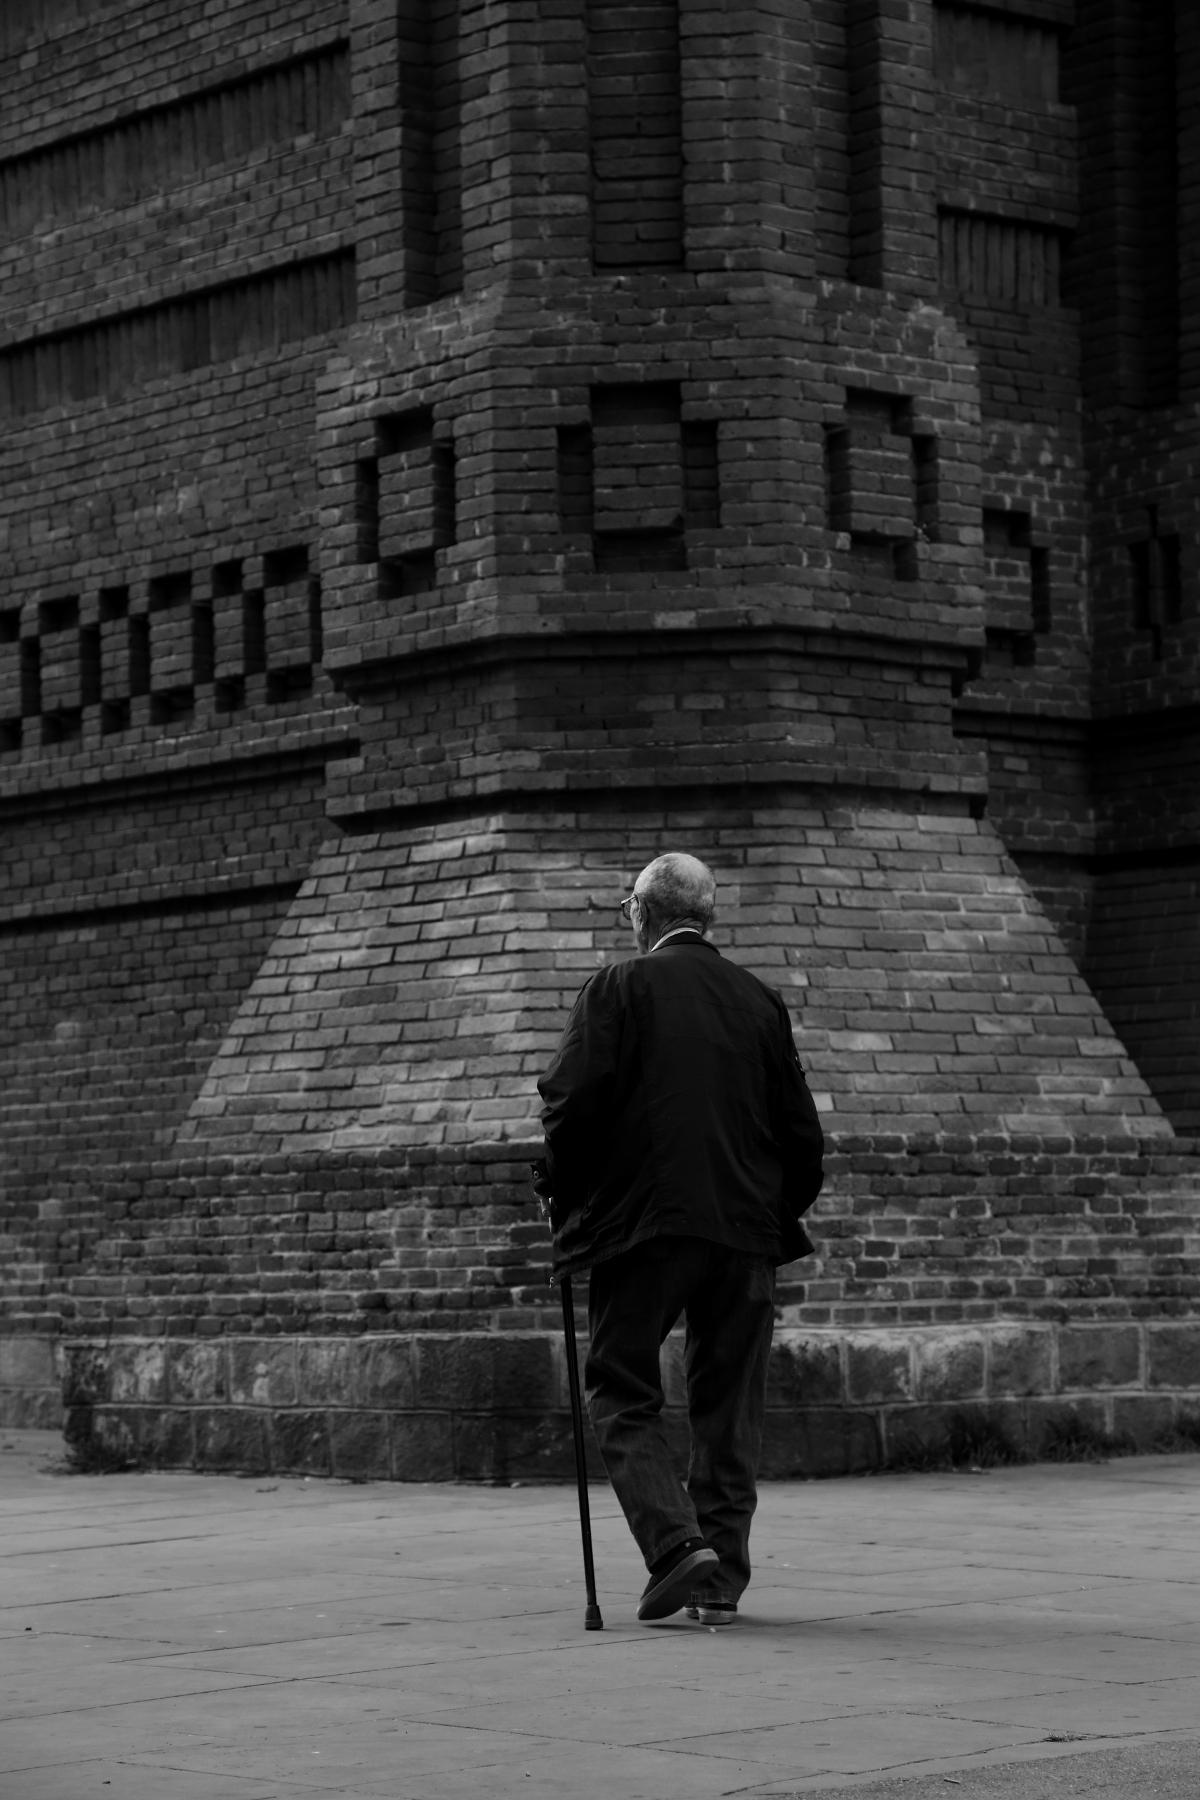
[{"xmin": 57, "ymin": 806, "xmax": 1200, "ymax": 1474}]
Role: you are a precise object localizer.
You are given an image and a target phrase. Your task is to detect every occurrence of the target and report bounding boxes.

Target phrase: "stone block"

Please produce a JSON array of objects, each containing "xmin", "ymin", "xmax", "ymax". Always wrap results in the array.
[
  {"xmin": 987, "ymin": 1326, "xmax": 1052, "ymax": 1397},
  {"xmin": 194, "ymin": 1409, "xmax": 271, "ymax": 1474},
  {"xmin": 846, "ymin": 1336, "xmax": 913, "ymax": 1404},
  {"xmin": 298, "ymin": 1338, "xmax": 362, "ymax": 1407},
  {"xmin": 884, "ymin": 1403, "xmax": 1025, "ymax": 1468},
  {"xmin": 109, "ymin": 1341, "xmax": 167, "ymax": 1406},
  {"xmin": 1147, "ymin": 1324, "xmax": 1200, "ymax": 1390},
  {"xmin": 0, "ymin": 1336, "xmax": 55, "ymax": 1388},
  {"xmin": 270, "ymin": 1410, "xmax": 332, "ymax": 1477},
  {"xmin": 955, "ymin": 1403, "xmax": 1028, "ymax": 1466},
  {"xmin": 982, "ymin": 1399, "xmax": 1031, "ymax": 1458},
  {"xmin": 413, "ymin": 1337, "xmax": 493, "ymax": 1410},
  {"xmin": 0, "ymin": 1388, "xmax": 62, "ymax": 1429},
  {"xmin": 360, "ymin": 1338, "xmax": 416, "ymax": 1408},
  {"xmin": 59, "ymin": 1342, "xmax": 110, "ymax": 1407},
  {"xmin": 759, "ymin": 1407, "xmax": 882, "ymax": 1479},
  {"xmin": 390, "ymin": 1412, "xmax": 456, "ymax": 1481},
  {"xmin": 1111, "ymin": 1395, "xmax": 1177, "ymax": 1451},
  {"xmin": 914, "ymin": 1332, "xmax": 985, "ymax": 1403},
  {"xmin": 62, "ymin": 1405, "xmax": 94, "ymax": 1460},
  {"xmin": 89, "ymin": 1407, "xmax": 139, "ymax": 1469},
  {"xmin": 229, "ymin": 1341, "xmax": 297, "ymax": 1408},
  {"xmin": 137, "ymin": 1408, "xmax": 195, "ymax": 1468},
  {"xmin": 1169, "ymin": 1405, "xmax": 1200, "ymax": 1444},
  {"xmin": 883, "ymin": 1404, "xmax": 951, "ymax": 1465},
  {"xmin": 453, "ymin": 1412, "xmax": 578, "ymax": 1484},
  {"xmin": 767, "ymin": 1334, "xmax": 843, "ymax": 1408},
  {"xmin": 413, "ymin": 1334, "xmax": 555, "ymax": 1412},
  {"xmin": 1057, "ymin": 1325, "xmax": 1140, "ymax": 1392},
  {"xmin": 330, "ymin": 1412, "xmax": 391, "ymax": 1481},
  {"xmin": 1024, "ymin": 1398, "xmax": 1110, "ymax": 1458},
  {"xmin": 167, "ymin": 1342, "xmax": 227, "ymax": 1404}
]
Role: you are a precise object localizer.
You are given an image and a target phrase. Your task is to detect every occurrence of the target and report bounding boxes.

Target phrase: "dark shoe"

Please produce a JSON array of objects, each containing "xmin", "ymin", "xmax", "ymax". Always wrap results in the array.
[
  {"xmin": 686, "ymin": 1598, "xmax": 737, "ymax": 1626},
  {"xmin": 638, "ymin": 1539, "xmax": 719, "ymax": 1622}
]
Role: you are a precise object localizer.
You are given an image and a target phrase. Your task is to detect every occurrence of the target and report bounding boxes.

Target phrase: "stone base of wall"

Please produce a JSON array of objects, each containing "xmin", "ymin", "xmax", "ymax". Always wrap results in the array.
[
  {"xmin": 57, "ymin": 1321, "xmax": 1200, "ymax": 1481},
  {"xmin": 0, "ymin": 1337, "xmax": 62, "ymax": 1429}
]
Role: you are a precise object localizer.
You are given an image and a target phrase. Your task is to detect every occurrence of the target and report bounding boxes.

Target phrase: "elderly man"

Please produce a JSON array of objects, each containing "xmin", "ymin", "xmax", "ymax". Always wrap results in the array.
[{"xmin": 536, "ymin": 852, "xmax": 824, "ymax": 1625}]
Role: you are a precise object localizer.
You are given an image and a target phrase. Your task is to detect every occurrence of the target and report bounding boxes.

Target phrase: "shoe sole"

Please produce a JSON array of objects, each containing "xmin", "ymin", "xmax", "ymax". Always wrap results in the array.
[
  {"xmin": 638, "ymin": 1547, "xmax": 720, "ymax": 1621},
  {"xmin": 685, "ymin": 1604, "xmax": 737, "ymax": 1625}
]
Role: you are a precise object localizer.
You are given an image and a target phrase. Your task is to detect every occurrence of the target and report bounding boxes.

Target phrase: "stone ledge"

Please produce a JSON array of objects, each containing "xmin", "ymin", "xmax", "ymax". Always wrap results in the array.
[
  {"xmin": 57, "ymin": 1322, "xmax": 1200, "ymax": 1413},
  {"xmin": 62, "ymin": 1390, "xmax": 1200, "ymax": 1483},
  {"xmin": 53, "ymin": 1322, "xmax": 1200, "ymax": 1479}
]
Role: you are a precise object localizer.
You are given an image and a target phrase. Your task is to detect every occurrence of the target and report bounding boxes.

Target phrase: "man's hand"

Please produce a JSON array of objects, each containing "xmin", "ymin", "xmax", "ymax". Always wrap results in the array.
[{"xmin": 530, "ymin": 1157, "xmax": 555, "ymax": 1223}]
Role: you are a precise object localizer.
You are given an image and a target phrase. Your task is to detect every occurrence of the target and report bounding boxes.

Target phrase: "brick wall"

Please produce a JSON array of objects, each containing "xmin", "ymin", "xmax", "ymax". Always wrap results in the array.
[
  {"xmin": 2, "ymin": 0, "xmax": 1199, "ymax": 1469},
  {"xmin": 937, "ymin": 0, "xmax": 1092, "ymax": 996},
  {"xmin": 1065, "ymin": 0, "xmax": 1200, "ymax": 1134},
  {"xmin": 0, "ymin": 0, "xmax": 362, "ymax": 1434},
  {"xmin": 16, "ymin": 1128, "xmax": 1195, "ymax": 1344}
]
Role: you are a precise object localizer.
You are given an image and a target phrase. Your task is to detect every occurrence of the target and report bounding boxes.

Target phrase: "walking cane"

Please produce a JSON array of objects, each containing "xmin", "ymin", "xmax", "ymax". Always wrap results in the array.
[{"xmin": 560, "ymin": 1273, "xmax": 603, "ymax": 1630}]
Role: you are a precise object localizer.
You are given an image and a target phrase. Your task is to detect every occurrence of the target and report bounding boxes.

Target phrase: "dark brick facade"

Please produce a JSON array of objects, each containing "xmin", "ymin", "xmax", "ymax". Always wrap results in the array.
[{"xmin": 2, "ymin": 0, "xmax": 1199, "ymax": 1468}]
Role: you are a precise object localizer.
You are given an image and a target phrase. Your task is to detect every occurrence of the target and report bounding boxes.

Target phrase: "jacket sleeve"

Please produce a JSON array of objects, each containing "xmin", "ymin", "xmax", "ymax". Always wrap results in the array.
[
  {"xmin": 771, "ymin": 1002, "xmax": 825, "ymax": 1224},
  {"xmin": 537, "ymin": 968, "xmax": 624, "ymax": 1217}
]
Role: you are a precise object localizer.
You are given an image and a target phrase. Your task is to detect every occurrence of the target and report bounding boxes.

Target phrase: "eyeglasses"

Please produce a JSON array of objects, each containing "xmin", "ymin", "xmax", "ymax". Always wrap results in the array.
[{"xmin": 619, "ymin": 894, "xmax": 641, "ymax": 921}]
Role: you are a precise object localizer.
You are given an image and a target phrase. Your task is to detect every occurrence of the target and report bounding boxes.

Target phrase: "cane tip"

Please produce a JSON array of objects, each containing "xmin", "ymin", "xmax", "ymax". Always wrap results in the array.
[{"xmin": 585, "ymin": 1604, "xmax": 604, "ymax": 1630}]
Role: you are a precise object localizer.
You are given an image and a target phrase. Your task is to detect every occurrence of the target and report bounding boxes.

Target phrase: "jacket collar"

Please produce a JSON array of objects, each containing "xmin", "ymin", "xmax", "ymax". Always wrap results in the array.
[{"xmin": 651, "ymin": 929, "xmax": 717, "ymax": 953}]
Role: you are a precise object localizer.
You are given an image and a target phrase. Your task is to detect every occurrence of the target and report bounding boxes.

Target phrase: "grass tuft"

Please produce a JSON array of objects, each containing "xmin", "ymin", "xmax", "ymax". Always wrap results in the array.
[
  {"xmin": 1153, "ymin": 1413, "xmax": 1200, "ymax": 1454},
  {"xmin": 886, "ymin": 1407, "xmax": 1028, "ymax": 1474},
  {"xmin": 64, "ymin": 1433, "xmax": 136, "ymax": 1475},
  {"xmin": 1039, "ymin": 1414, "xmax": 1137, "ymax": 1463}
]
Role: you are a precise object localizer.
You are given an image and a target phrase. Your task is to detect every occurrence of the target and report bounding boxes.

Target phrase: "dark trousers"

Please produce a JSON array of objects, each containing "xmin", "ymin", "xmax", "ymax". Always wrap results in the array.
[{"xmin": 584, "ymin": 1235, "xmax": 776, "ymax": 1603}]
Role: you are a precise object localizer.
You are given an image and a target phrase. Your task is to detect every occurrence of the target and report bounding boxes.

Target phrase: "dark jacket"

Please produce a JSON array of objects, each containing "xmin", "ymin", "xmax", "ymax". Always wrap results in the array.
[{"xmin": 538, "ymin": 934, "xmax": 825, "ymax": 1277}]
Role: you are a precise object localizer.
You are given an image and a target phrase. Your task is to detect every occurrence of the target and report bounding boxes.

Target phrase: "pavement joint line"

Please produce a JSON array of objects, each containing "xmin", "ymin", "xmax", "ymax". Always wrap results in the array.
[
  {"xmin": 3, "ymin": 1533, "xmax": 219, "ymax": 1556},
  {"xmin": 97, "ymin": 1764, "xmax": 357, "ymax": 1796}
]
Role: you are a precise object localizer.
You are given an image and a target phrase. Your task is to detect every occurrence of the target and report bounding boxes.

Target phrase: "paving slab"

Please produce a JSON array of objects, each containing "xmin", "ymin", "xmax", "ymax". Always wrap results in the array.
[{"xmin": 1, "ymin": 1430, "xmax": 1198, "ymax": 1799}]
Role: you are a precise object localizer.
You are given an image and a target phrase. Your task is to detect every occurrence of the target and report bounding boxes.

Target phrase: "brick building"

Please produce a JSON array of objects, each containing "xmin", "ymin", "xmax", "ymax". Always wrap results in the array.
[{"xmin": 2, "ymin": 0, "xmax": 1199, "ymax": 1475}]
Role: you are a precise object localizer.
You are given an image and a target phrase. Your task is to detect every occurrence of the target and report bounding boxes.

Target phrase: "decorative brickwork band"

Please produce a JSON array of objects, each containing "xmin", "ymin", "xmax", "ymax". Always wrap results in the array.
[{"xmin": 1, "ymin": 547, "xmax": 324, "ymax": 752}]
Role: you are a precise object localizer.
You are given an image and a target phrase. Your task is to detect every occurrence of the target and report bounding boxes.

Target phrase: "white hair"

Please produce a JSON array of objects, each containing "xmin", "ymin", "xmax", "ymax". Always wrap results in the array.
[{"xmin": 634, "ymin": 853, "xmax": 716, "ymax": 930}]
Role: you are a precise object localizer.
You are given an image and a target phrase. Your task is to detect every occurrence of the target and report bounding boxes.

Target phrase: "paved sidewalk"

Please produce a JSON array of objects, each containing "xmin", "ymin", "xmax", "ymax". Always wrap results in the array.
[{"xmin": 2, "ymin": 1430, "xmax": 1198, "ymax": 1800}]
